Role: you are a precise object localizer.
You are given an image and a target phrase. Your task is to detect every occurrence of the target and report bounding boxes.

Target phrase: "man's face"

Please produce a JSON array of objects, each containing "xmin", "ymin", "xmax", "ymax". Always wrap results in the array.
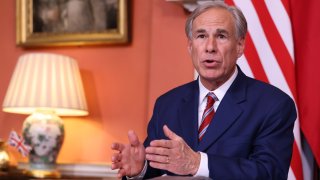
[{"xmin": 188, "ymin": 8, "xmax": 245, "ymax": 90}]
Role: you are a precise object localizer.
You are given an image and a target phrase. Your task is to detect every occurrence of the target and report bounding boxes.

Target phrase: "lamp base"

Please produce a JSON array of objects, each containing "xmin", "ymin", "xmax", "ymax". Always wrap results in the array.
[
  {"xmin": 22, "ymin": 110, "xmax": 64, "ymax": 179},
  {"xmin": 24, "ymin": 169, "xmax": 60, "ymax": 178}
]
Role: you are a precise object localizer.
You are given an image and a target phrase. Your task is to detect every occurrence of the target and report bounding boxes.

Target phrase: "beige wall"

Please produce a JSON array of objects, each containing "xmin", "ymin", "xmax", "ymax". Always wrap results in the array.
[{"xmin": 0, "ymin": 0, "xmax": 194, "ymax": 164}]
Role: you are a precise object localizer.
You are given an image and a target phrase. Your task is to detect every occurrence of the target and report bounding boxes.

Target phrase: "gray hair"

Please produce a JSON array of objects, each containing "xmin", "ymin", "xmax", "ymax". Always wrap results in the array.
[{"xmin": 185, "ymin": 1, "xmax": 247, "ymax": 40}]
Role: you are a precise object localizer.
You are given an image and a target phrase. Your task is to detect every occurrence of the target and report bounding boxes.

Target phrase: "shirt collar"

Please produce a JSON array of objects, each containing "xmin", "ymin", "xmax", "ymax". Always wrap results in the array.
[{"xmin": 199, "ymin": 67, "xmax": 238, "ymax": 104}]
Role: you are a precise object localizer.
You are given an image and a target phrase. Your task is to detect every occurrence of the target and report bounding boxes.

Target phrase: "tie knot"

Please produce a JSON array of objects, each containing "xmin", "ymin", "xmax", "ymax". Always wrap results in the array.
[{"xmin": 206, "ymin": 92, "xmax": 217, "ymax": 107}]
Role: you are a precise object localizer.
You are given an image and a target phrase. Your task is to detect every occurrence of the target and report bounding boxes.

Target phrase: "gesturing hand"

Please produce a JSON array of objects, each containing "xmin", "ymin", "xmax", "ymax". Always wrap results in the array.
[
  {"xmin": 145, "ymin": 125, "xmax": 201, "ymax": 175},
  {"xmin": 111, "ymin": 130, "xmax": 146, "ymax": 178}
]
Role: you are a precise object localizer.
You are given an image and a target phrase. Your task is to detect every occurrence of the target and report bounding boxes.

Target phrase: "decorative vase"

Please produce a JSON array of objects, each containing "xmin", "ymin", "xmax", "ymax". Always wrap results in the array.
[
  {"xmin": 0, "ymin": 140, "xmax": 10, "ymax": 171},
  {"xmin": 22, "ymin": 110, "xmax": 64, "ymax": 178}
]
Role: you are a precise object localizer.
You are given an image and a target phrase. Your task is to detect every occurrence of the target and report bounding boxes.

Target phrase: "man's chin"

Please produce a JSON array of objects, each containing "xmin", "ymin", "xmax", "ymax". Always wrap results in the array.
[{"xmin": 200, "ymin": 72, "xmax": 221, "ymax": 82}]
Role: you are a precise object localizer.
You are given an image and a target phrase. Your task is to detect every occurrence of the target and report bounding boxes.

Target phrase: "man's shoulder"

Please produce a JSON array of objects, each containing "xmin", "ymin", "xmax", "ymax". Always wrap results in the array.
[
  {"xmin": 245, "ymin": 76, "xmax": 293, "ymax": 102},
  {"xmin": 237, "ymin": 67, "xmax": 291, "ymax": 99},
  {"xmin": 157, "ymin": 80, "xmax": 197, "ymax": 102}
]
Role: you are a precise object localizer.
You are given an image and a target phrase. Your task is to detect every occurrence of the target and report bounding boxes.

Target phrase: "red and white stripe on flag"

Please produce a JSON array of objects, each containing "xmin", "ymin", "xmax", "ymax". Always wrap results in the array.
[{"xmin": 225, "ymin": 0, "xmax": 304, "ymax": 179}]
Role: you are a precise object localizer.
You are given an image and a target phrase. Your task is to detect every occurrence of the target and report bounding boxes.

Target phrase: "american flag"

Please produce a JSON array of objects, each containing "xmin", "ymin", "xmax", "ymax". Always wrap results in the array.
[
  {"xmin": 8, "ymin": 130, "xmax": 32, "ymax": 157},
  {"xmin": 225, "ymin": 0, "xmax": 304, "ymax": 179}
]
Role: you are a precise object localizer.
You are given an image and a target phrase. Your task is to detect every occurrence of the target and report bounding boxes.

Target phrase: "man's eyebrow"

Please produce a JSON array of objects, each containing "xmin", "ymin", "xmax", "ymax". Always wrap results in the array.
[
  {"xmin": 216, "ymin": 28, "xmax": 230, "ymax": 35},
  {"xmin": 194, "ymin": 29, "xmax": 206, "ymax": 34},
  {"xmin": 194, "ymin": 28, "xmax": 230, "ymax": 35}
]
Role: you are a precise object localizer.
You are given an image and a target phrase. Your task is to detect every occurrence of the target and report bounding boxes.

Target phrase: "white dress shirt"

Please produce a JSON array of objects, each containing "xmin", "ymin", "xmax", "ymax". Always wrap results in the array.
[{"xmin": 195, "ymin": 68, "xmax": 238, "ymax": 177}]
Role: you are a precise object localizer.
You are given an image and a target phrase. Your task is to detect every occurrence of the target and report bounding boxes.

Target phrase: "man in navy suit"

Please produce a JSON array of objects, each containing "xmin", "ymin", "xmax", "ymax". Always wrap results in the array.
[{"xmin": 111, "ymin": 1, "xmax": 296, "ymax": 179}]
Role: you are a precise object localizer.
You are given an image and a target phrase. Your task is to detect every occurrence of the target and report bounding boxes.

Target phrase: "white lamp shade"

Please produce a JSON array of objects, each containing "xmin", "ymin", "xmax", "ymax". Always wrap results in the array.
[{"xmin": 2, "ymin": 53, "xmax": 88, "ymax": 116}]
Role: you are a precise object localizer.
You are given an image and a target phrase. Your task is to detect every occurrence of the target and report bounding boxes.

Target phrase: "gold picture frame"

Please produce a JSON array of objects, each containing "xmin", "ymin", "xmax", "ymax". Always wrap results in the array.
[{"xmin": 16, "ymin": 0, "xmax": 128, "ymax": 47}]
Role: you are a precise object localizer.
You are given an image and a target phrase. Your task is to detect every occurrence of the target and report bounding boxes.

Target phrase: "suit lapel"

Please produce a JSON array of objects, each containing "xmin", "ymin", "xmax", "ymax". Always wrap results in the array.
[
  {"xmin": 198, "ymin": 68, "xmax": 247, "ymax": 151},
  {"xmin": 178, "ymin": 80, "xmax": 199, "ymax": 150}
]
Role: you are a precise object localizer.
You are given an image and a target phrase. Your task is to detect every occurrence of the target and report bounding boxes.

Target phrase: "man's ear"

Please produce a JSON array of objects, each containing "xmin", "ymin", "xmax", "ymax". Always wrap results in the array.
[{"xmin": 237, "ymin": 38, "xmax": 245, "ymax": 58}]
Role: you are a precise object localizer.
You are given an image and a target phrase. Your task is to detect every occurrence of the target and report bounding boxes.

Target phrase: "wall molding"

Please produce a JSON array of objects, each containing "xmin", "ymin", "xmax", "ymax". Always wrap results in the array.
[{"xmin": 18, "ymin": 163, "xmax": 118, "ymax": 178}]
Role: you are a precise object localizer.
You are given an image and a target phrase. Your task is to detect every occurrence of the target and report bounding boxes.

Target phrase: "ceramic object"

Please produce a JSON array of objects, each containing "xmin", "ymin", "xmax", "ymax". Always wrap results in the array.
[{"xmin": 22, "ymin": 110, "xmax": 64, "ymax": 178}]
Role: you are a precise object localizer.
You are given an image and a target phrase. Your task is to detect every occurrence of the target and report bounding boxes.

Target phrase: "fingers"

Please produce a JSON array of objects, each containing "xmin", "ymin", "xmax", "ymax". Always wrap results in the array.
[
  {"xmin": 117, "ymin": 168, "xmax": 127, "ymax": 178},
  {"xmin": 145, "ymin": 146, "xmax": 170, "ymax": 156},
  {"xmin": 111, "ymin": 161, "xmax": 122, "ymax": 170},
  {"xmin": 112, "ymin": 130, "xmax": 140, "ymax": 152},
  {"xmin": 111, "ymin": 152, "xmax": 131, "ymax": 178},
  {"xmin": 111, "ymin": 152, "xmax": 121, "ymax": 162},
  {"xmin": 128, "ymin": 130, "xmax": 140, "ymax": 147},
  {"xmin": 110, "ymin": 131, "xmax": 145, "ymax": 178},
  {"xmin": 111, "ymin": 152, "xmax": 123, "ymax": 171},
  {"xmin": 146, "ymin": 153, "xmax": 169, "ymax": 164},
  {"xmin": 148, "ymin": 125, "xmax": 181, "ymax": 148},
  {"xmin": 163, "ymin": 125, "xmax": 180, "ymax": 141},
  {"xmin": 150, "ymin": 139, "xmax": 172, "ymax": 148},
  {"xmin": 111, "ymin": 143, "xmax": 125, "ymax": 152}
]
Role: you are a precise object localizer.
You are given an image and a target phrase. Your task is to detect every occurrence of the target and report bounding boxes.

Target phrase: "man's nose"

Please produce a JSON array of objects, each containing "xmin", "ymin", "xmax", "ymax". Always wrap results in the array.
[{"xmin": 205, "ymin": 37, "xmax": 217, "ymax": 53}]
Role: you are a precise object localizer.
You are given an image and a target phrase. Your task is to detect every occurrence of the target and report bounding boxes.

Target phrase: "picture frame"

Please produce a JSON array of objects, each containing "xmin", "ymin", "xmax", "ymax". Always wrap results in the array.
[{"xmin": 16, "ymin": 0, "xmax": 129, "ymax": 47}]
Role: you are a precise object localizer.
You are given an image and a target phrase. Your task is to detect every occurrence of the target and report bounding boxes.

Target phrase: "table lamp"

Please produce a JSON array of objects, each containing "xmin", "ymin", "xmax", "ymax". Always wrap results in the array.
[{"xmin": 2, "ymin": 53, "xmax": 88, "ymax": 178}]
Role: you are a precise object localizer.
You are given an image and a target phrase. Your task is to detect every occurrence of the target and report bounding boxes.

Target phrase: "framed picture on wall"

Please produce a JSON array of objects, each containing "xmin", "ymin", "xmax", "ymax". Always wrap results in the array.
[{"xmin": 16, "ymin": 0, "xmax": 129, "ymax": 47}]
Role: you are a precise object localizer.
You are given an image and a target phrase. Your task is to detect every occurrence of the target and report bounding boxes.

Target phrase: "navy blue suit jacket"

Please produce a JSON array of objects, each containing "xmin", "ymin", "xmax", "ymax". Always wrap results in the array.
[{"xmin": 143, "ymin": 67, "xmax": 296, "ymax": 179}]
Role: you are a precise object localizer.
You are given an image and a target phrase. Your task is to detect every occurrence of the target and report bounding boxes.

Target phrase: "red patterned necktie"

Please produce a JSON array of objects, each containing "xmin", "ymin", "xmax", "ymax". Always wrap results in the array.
[{"xmin": 198, "ymin": 92, "xmax": 217, "ymax": 141}]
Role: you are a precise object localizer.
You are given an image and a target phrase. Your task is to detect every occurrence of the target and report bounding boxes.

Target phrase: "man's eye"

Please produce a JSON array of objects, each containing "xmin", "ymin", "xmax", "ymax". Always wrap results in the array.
[
  {"xmin": 197, "ymin": 34, "xmax": 206, "ymax": 38},
  {"xmin": 217, "ymin": 34, "xmax": 227, "ymax": 39}
]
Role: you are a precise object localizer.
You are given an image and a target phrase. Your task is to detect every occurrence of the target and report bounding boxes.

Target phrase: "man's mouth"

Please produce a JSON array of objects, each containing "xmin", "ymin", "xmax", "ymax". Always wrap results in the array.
[
  {"xmin": 202, "ymin": 59, "xmax": 219, "ymax": 67},
  {"xmin": 204, "ymin": 59, "xmax": 215, "ymax": 63}
]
